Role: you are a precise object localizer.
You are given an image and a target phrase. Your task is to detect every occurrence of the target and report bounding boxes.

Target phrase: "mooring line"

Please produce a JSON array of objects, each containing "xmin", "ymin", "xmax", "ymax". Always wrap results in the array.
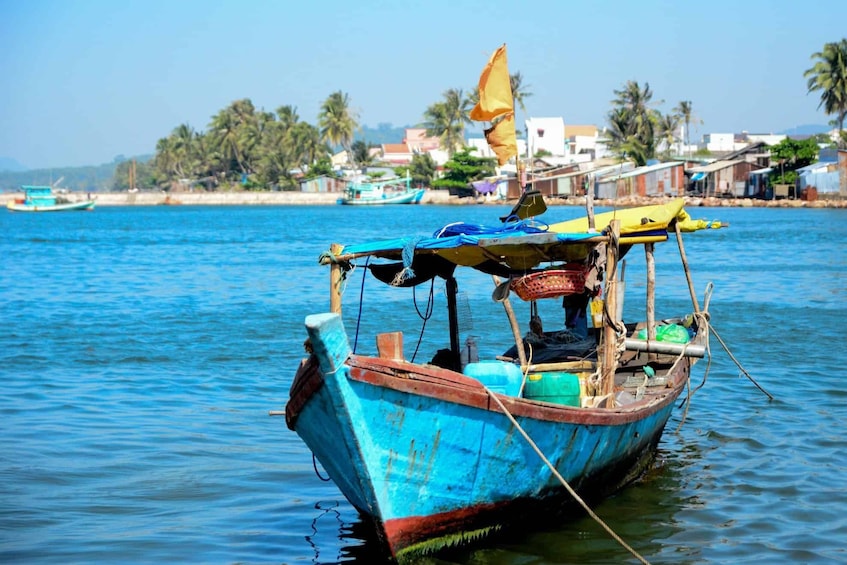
[
  {"xmin": 484, "ymin": 387, "xmax": 651, "ymax": 565},
  {"xmin": 709, "ymin": 324, "xmax": 774, "ymax": 400}
]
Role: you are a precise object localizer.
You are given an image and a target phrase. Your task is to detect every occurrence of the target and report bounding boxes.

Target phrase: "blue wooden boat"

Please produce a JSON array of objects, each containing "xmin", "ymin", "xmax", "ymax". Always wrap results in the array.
[
  {"xmin": 284, "ymin": 197, "xmax": 723, "ymax": 560},
  {"xmin": 284, "ymin": 44, "xmax": 727, "ymax": 559},
  {"xmin": 7, "ymin": 185, "xmax": 96, "ymax": 212},
  {"xmin": 337, "ymin": 174, "xmax": 425, "ymax": 205}
]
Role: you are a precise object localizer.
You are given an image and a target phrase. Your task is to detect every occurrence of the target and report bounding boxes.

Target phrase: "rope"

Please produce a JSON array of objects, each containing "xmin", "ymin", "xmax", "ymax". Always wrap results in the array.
[
  {"xmin": 409, "ymin": 279, "xmax": 435, "ymax": 363},
  {"xmin": 391, "ymin": 236, "xmax": 424, "ymax": 286},
  {"xmin": 483, "ymin": 386, "xmax": 651, "ymax": 565},
  {"xmin": 352, "ymin": 257, "xmax": 370, "ymax": 353},
  {"xmin": 709, "ymin": 324, "xmax": 774, "ymax": 400},
  {"xmin": 312, "ymin": 453, "xmax": 331, "ymax": 482},
  {"xmin": 432, "ymin": 218, "xmax": 549, "ymax": 238}
]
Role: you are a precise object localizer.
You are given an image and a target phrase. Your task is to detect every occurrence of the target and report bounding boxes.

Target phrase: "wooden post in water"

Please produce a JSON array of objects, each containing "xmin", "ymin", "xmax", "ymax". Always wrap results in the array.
[
  {"xmin": 601, "ymin": 220, "xmax": 620, "ymax": 402},
  {"xmin": 329, "ymin": 243, "xmax": 343, "ymax": 314},
  {"xmin": 645, "ymin": 242, "xmax": 656, "ymax": 341},
  {"xmin": 674, "ymin": 221, "xmax": 701, "ymax": 314}
]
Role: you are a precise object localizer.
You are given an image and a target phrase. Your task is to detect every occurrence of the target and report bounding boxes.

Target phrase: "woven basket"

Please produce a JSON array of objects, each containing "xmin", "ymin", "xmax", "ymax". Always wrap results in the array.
[{"xmin": 510, "ymin": 267, "xmax": 586, "ymax": 301}]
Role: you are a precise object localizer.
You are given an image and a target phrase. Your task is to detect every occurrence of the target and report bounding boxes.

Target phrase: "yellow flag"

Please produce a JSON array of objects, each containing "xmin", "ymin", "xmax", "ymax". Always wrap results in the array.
[
  {"xmin": 485, "ymin": 114, "xmax": 517, "ymax": 165},
  {"xmin": 470, "ymin": 44, "xmax": 514, "ymax": 122}
]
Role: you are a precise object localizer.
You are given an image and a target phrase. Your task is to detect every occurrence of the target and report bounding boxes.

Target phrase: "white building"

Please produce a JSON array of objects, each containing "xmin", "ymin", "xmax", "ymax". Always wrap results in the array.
[{"xmin": 526, "ymin": 117, "xmax": 566, "ymax": 156}]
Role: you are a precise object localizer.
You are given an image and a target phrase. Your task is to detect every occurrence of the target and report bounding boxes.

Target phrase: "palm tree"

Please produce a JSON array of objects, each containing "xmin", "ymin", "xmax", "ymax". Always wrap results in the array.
[
  {"xmin": 276, "ymin": 105, "xmax": 300, "ymax": 132},
  {"xmin": 423, "ymin": 88, "xmax": 471, "ymax": 156},
  {"xmin": 656, "ymin": 113, "xmax": 681, "ymax": 157},
  {"xmin": 209, "ymin": 105, "xmax": 248, "ymax": 177},
  {"xmin": 319, "ymin": 91, "xmax": 359, "ymax": 167},
  {"xmin": 509, "ymin": 71, "xmax": 533, "ymax": 113},
  {"xmin": 290, "ymin": 121, "xmax": 327, "ymax": 170},
  {"xmin": 673, "ymin": 100, "xmax": 704, "ymax": 157},
  {"xmin": 804, "ymin": 39, "xmax": 847, "ymax": 148},
  {"xmin": 607, "ymin": 80, "xmax": 659, "ymax": 165}
]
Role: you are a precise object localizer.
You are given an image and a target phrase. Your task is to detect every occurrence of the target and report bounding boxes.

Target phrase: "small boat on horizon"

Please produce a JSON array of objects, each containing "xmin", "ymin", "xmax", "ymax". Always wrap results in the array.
[
  {"xmin": 6, "ymin": 185, "xmax": 96, "ymax": 212},
  {"xmin": 337, "ymin": 174, "xmax": 425, "ymax": 205}
]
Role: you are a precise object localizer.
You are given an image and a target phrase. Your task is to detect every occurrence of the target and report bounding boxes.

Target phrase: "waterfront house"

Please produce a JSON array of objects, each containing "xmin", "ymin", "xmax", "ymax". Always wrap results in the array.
[
  {"xmin": 687, "ymin": 159, "xmax": 759, "ymax": 197},
  {"xmin": 595, "ymin": 161, "xmax": 685, "ymax": 199},
  {"xmin": 299, "ymin": 174, "xmax": 346, "ymax": 193}
]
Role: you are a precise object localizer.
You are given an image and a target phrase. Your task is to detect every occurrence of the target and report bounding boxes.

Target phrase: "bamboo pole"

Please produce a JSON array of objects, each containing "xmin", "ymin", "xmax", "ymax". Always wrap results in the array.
[
  {"xmin": 585, "ymin": 176, "xmax": 596, "ymax": 231},
  {"xmin": 645, "ymin": 242, "xmax": 656, "ymax": 341},
  {"xmin": 674, "ymin": 221, "xmax": 701, "ymax": 314},
  {"xmin": 601, "ymin": 220, "xmax": 620, "ymax": 403},
  {"xmin": 329, "ymin": 243, "xmax": 343, "ymax": 314},
  {"xmin": 492, "ymin": 276, "xmax": 527, "ymax": 368}
]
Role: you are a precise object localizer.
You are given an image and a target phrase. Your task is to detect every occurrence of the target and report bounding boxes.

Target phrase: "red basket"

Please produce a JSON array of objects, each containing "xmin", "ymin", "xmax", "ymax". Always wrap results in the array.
[{"xmin": 510, "ymin": 267, "xmax": 586, "ymax": 301}]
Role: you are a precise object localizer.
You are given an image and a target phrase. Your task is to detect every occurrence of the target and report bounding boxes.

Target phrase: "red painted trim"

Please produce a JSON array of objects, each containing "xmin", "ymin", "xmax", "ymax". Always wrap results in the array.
[
  {"xmin": 347, "ymin": 355, "xmax": 687, "ymax": 425},
  {"xmin": 285, "ymin": 356, "xmax": 322, "ymax": 430}
]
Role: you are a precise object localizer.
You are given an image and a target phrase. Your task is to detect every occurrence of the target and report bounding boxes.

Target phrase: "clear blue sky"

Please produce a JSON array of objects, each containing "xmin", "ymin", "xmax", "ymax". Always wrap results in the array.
[{"xmin": 1, "ymin": 0, "xmax": 845, "ymax": 170}]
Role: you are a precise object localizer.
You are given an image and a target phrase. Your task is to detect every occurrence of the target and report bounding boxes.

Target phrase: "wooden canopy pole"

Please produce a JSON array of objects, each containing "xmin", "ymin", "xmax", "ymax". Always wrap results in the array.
[
  {"xmin": 493, "ymin": 276, "xmax": 527, "ymax": 368},
  {"xmin": 329, "ymin": 243, "xmax": 343, "ymax": 314},
  {"xmin": 674, "ymin": 221, "xmax": 701, "ymax": 314},
  {"xmin": 645, "ymin": 242, "xmax": 656, "ymax": 341},
  {"xmin": 585, "ymin": 177, "xmax": 596, "ymax": 231},
  {"xmin": 601, "ymin": 220, "xmax": 620, "ymax": 402}
]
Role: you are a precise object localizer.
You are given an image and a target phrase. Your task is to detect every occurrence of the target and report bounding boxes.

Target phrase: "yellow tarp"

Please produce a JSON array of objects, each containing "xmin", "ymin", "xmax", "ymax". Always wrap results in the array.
[{"xmin": 548, "ymin": 199, "xmax": 723, "ymax": 239}]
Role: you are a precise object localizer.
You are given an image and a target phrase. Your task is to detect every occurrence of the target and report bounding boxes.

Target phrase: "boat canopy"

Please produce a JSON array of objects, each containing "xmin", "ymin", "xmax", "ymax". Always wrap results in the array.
[{"xmin": 335, "ymin": 199, "xmax": 723, "ymax": 276}]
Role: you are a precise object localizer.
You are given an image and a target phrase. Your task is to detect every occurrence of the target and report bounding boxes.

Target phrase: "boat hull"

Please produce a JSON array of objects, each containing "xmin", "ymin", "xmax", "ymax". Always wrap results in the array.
[
  {"xmin": 7, "ymin": 200, "xmax": 96, "ymax": 212},
  {"xmin": 287, "ymin": 313, "xmax": 689, "ymax": 559},
  {"xmin": 337, "ymin": 189, "xmax": 425, "ymax": 205}
]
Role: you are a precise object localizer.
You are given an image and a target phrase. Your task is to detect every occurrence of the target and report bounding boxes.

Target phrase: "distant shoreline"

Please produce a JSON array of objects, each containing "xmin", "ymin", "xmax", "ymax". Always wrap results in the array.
[{"xmin": 5, "ymin": 190, "xmax": 846, "ymax": 208}]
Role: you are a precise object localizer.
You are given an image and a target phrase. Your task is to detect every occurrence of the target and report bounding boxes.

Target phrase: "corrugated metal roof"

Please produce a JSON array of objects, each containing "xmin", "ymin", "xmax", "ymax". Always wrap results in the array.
[
  {"xmin": 597, "ymin": 161, "xmax": 683, "ymax": 181},
  {"xmin": 687, "ymin": 159, "xmax": 746, "ymax": 174}
]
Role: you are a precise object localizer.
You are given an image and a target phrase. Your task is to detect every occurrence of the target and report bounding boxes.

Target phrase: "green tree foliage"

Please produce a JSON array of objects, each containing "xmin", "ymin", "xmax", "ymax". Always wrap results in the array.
[
  {"xmin": 302, "ymin": 157, "xmax": 334, "ymax": 181},
  {"xmin": 351, "ymin": 140, "xmax": 379, "ymax": 169},
  {"xmin": 804, "ymin": 39, "xmax": 847, "ymax": 148},
  {"xmin": 768, "ymin": 137, "xmax": 820, "ymax": 184},
  {"xmin": 408, "ymin": 153, "xmax": 437, "ymax": 187},
  {"xmin": 431, "ymin": 148, "xmax": 495, "ymax": 191},
  {"xmin": 149, "ymin": 101, "xmax": 331, "ymax": 191}
]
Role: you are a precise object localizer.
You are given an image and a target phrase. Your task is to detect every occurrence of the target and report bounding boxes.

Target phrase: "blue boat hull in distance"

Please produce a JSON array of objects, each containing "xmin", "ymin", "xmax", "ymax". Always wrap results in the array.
[
  {"xmin": 337, "ymin": 188, "xmax": 425, "ymax": 205},
  {"xmin": 7, "ymin": 200, "xmax": 96, "ymax": 212},
  {"xmin": 7, "ymin": 185, "xmax": 96, "ymax": 212},
  {"xmin": 283, "ymin": 198, "xmax": 721, "ymax": 560}
]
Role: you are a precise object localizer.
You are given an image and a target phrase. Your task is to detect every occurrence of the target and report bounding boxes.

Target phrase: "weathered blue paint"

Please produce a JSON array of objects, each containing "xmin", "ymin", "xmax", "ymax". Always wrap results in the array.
[{"xmin": 290, "ymin": 313, "xmax": 684, "ymax": 558}]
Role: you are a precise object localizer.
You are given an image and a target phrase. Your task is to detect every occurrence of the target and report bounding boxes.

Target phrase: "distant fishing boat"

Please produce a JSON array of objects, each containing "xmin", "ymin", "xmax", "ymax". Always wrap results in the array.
[
  {"xmin": 6, "ymin": 186, "xmax": 95, "ymax": 212},
  {"xmin": 282, "ymin": 44, "xmax": 727, "ymax": 561},
  {"xmin": 337, "ymin": 174, "xmax": 425, "ymax": 205}
]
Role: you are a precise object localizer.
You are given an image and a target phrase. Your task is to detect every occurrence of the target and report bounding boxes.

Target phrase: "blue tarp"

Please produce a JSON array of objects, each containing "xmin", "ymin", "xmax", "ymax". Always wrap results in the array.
[{"xmin": 342, "ymin": 230, "xmax": 598, "ymax": 257}]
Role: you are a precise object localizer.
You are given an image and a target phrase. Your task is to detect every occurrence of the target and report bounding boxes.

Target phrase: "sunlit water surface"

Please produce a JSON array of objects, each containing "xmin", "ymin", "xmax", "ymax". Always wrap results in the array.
[{"xmin": 1, "ymin": 204, "xmax": 845, "ymax": 564}]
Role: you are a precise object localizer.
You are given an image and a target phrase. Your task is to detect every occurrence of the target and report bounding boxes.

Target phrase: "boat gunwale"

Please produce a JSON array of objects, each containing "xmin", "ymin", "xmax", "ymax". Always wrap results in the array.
[
  {"xmin": 282, "ymin": 351, "xmax": 688, "ymax": 430},
  {"xmin": 346, "ymin": 354, "xmax": 686, "ymax": 425}
]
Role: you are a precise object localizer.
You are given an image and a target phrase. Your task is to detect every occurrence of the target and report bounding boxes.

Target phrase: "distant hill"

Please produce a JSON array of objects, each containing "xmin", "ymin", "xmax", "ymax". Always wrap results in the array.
[
  {"xmin": 356, "ymin": 123, "xmax": 412, "ymax": 145},
  {"xmin": 0, "ymin": 157, "xmax": 27, "ymax": 172},
  {"xmin": 779, "ymin": 124, "xmax": 831, "ymax": 136},
  {"xmin": 0, "ymin": 155, "xmax": 153, "ymax": 192}
]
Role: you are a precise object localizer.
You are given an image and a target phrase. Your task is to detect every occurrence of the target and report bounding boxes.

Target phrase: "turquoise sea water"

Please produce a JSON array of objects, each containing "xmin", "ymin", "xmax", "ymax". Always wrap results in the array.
[{"xmin": 1, "ymin": 204, "xmax": 845, "ymax": 564}]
